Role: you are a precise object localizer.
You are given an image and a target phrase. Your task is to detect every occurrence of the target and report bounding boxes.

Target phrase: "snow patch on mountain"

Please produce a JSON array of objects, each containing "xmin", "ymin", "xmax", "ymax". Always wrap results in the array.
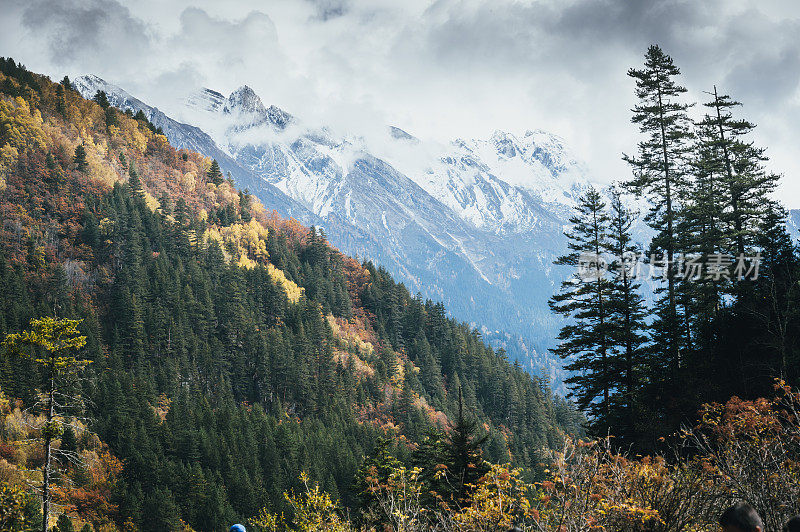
[{"xmin": 373, "ymin": 128, "xmax": 594, "ymax": 234}]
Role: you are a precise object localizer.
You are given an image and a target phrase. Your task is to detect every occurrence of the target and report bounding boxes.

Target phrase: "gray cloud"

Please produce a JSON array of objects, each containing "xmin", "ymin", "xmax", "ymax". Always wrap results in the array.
[
  {"xmin": 1, "ymin": 0, "xmax": 799, "ymax": 204},
  {"xmin": 305, "ymin": 0, "xmax": 350, "ymax": 21},
  {"xmin": 20, "ymin": 0, "xmax": 152, "ymax": 68},
  {"xmin": 411, "ymin": 0, "xmax": 800, "ymax": 193}
]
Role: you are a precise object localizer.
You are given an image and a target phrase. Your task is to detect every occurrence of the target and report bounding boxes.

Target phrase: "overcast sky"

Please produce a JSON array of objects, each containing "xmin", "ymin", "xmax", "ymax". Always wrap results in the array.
[{"xmin": 2, "ymin": 0, "xmax": 799, "ymax": 204}]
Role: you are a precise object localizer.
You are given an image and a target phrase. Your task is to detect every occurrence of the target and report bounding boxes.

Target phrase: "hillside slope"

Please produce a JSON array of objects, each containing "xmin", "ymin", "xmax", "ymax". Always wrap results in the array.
[{"xmin": 0, "ymin": 59, "xmax": 581, "ymax": 530}]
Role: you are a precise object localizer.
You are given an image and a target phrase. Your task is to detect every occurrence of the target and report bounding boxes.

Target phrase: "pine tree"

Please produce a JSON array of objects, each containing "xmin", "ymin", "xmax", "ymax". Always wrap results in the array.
[
  {"xmin": 444, "ymin": 388, "xmax": 488, "ymax": 507},
  {"xmin": 623, "ymin": 44, "xmax": 694, "ymax": 376},
  {"xmin": 54, "ymin": 514, "xmax": 74, "ymax": 532},
  {"xmin": 55, "ymin": 84, "xmax": 67, "ymax": 117},
  {"xmin": 73, "ymin": 144, "xmax": 88, "ymax": 173},
  {"xmin": 92, "ymin": 90, "xmax": 110, "ymax": 109},
  {"xmin": 354, "ymin": 437, "xmax": 402, "ymax": 524},
  {"xmin": 749, "ymin": 202, "xmax": 798, "ymax": 378},
  {"xmin": 605, "ymin": 190, "xmax": 648, "ymax": 445},
  {"xmin": 127, "ymin": 160, "xmax": 144, "ymax": 198},
  {"xmin": 239, "ymin": 190, "xmax": 252, "ymax": 222},
  {"xmin": 207, "ymin": 159, "xmax": 224, "ymax": 185},
  {"xmin": 549, "ymin": 186, "xmax": 614, "ymax": 431},
  {"xmin": 703, "ymin": 86, "xmax": 780, "ymax": 256},
  {"xmin": 684, "ymin": 117, "xmax": 728, "ymax": 307}
]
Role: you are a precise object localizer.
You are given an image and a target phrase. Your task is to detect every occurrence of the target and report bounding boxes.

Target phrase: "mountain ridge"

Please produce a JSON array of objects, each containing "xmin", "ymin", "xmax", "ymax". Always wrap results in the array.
[{"xmin": 74, "ymin": 75, "xmax": 595, "ymax": 391}]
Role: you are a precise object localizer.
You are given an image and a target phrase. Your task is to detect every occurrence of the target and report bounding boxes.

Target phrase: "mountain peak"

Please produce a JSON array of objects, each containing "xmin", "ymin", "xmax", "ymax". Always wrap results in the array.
[
  {"xmin": 218, "ymin": 86, "xmax": 293, "ymax": 130},
  {"xmin": 266, "ymin": 104, "xmax": 293, "ymax": 129},
  {"xmin": 389, "ymin": 126, "xmax": 418, "ymax": 143},
  {"xmin": 77, "ymin": 74, "xmax": 107, "ymax": 86},
  {"xmin": 73, "ymin": 74, "xmax": 148, "ymax": 115},
  {"xmin": 224, "ymin": 85, "xmax": 267, "ymax": 115},
  {"xmin": 73, "ymin": 74, "xmax": 114, "ymax": 96},
  {"xmin": 491, "ymin": 130, "xmax": 519, "ymax": 158}
]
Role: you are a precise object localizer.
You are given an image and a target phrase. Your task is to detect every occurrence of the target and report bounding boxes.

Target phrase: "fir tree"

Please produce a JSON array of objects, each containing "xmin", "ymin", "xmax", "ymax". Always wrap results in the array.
[
  {"xmin": 623, "ymin": 44, "xmax": 694, "ymax": 377},
  {"xmin": 239, "ymin": 190, "xmax": 252, "ymax": 222},
  {"xmin": 92, "ymin": 90, "xmax": 110, "ymax": 109},
  {"xmin": 549, "ymin": 186, "xmax": 614, "ymax": 431},
  {"xmin": 444, "ymin": 388, "xmax": 488, "ymax": 507},
  {"xmin": 73, "ymin": 144, "xmax": 88, "ymax": 173},
  {"xmin": 605, "ymin": 190, "xmax": 649, "ymax": 445},
  {"xmin": 703, "ymin": 86, "xmax": 780, "ymax": 256},
  {"xmin": 684, "ymin": 116, "xmax": 728, "ymax": 309},
  {"xmin": 207, "ymin": 159, "xmax": 224, "ymax": 185},
  {"xmin": 55, "ymin": 84, "xmax": 67, "ymax": 117},
  {"xmin": 54, "ymin": 514, "xmax": 74, "ymax": 532},
  {"xmin": 127, "ymin": 160, "xmax": 144, "ymax": 198}
]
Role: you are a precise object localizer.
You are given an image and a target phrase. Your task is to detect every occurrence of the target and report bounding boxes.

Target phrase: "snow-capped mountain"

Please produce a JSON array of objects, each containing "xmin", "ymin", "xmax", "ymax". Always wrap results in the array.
[
  {"xmin": 788, "ymin": 210, "xmax": 800, "ymax": 242},
  {"xmin": 76, "ymin": 76, "xmax": 596, "ymax": 392},
  {"xmin": 73, "ymin": 76, "xmax": 313, "ymax": 222},
  {"xmin": 383, "ymin": 129, "xmax": 591, "ymax": 235}
]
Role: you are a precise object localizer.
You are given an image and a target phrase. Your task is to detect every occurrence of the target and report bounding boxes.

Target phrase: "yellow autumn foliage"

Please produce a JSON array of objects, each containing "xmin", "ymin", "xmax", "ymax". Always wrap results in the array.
[
  {"xmin": 119, "ymin": 118, "xmax": 148, "ymax": 154},
  {"xmin": 82, "ymin": 138, "xmax": 118, "ymax": 188},
  {"xmin": 181, "ymin": 171, "xmax": 198, "ymax": 192},
  {"xmin": 0, "ymin": 96, "xmax": 48, "ymax": 152},
  {"xmin": 144, "ymin": 192, "xmax": 160, "ymax": 212},
  {"xmin": 268, "ymin": 263, "xmax": 303, "ymax": 304},
  {"xmin": 251, "ymin": 472, "xmax": 352, "ymax": 532},
  {"xmin": 0, "ymin": 143, "xmax": 17, "ymax": 184},
  {"xmin": 326, "ymin": 315, "xmax": 375, "ymax": 357},
  {"xmin": 201, "ymin": 221, "xmax": 303, "ymax": 304}
]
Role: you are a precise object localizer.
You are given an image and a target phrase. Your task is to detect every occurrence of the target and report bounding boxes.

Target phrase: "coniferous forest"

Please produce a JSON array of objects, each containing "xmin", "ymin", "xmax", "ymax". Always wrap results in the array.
[
  {"xmin": 4, "ymin": 43, "xmax": 800, "ymax": 532},
  {"xmin": 549, "ymin": 45, "xmax": 799, "ymax": 451}
]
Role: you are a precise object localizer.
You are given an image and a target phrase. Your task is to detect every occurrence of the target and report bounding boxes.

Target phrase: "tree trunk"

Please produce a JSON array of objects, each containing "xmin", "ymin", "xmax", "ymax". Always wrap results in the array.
[
  {"xmin": 42, "ymin": 376, "xmax": 54, "ymax": 532},
  {"xmin": 593, "ymin": 210, "xmax": 609, "ymax": 423},
  {"xmin": 656, "ymin": 82, "xmax": 681, "ymax": 372}
]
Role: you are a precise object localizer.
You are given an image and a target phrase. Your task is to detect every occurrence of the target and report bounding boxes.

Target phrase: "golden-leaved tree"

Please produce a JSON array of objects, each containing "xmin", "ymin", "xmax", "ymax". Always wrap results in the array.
[{"xmin": 3, "ymin": 317, "xmax": 89, "ymax": 532}]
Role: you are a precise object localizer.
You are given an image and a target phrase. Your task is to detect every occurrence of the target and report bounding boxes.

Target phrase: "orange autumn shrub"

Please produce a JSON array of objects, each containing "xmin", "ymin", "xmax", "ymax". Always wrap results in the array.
[{"xmin": 685, "ymin": 380, "xmax": 800, "ymax": 530}]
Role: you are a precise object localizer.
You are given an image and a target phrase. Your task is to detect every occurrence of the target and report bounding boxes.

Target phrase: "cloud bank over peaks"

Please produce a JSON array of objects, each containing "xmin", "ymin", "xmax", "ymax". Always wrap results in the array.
[{"xmin": 2, "ymin": 0, "xmax": 798, "ymax": 203}]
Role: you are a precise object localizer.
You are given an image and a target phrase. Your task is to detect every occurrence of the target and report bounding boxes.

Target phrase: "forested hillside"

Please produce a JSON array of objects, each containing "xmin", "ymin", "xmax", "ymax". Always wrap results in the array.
[{"xmin": 0, "ymin": 59, "xmax": 582, "ymax": 531}]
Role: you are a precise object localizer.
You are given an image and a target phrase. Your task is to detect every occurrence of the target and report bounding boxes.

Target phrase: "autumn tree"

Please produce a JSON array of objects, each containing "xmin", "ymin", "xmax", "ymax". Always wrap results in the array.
[
  {"xmin": 2, "ymin": 317, "xmax": 90, "ymax": 532},
  {"xmin": 0, "ymin": 481, "xmax": 39, "ymax": 531}
]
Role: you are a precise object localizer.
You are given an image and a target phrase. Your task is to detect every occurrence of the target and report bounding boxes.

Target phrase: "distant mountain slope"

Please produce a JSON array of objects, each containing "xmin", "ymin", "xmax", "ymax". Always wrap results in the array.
[
  {"xmin": 389, "ymin": 129, "xmax": 589, "ymax": 233},
  {"xmin": 788, "ymin": 209, "xmax": 800, "ymax": 242},
  {"xmin": 76, "ymin": 76, "xmax": 595, "ymax": 392}
]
